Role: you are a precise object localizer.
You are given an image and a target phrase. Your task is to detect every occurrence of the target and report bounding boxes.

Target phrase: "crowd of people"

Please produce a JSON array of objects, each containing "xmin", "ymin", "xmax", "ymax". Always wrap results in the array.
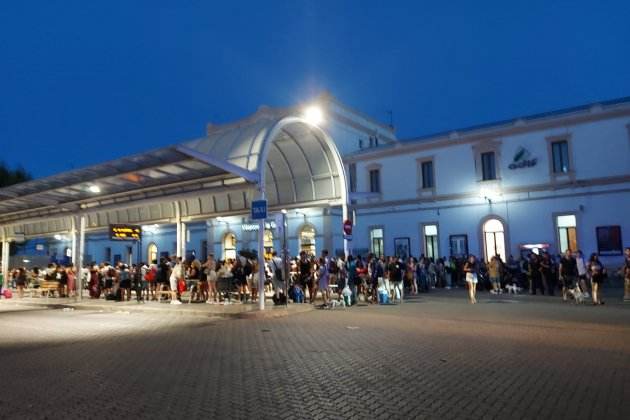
[{"xmin": 2, "ymin": 247, "xmax": 629, "ymax": 307}]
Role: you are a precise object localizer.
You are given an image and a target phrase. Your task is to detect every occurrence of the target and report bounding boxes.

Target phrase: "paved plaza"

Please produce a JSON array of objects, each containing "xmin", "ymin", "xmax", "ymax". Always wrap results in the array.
[{"xmin": 1, "ymin": 289, "xmax": 629, "ymax": 420}]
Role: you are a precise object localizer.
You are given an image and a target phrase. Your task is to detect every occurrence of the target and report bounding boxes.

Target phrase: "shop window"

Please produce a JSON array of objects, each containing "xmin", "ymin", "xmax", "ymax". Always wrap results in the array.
[
  {"xmin": 449, "ymin": 235, "xmax": 468, "ymax": 258},
  {"xmin": 369, "ymin": 169, "xmax": 381, "ymax": 193},
  {"xmin": 481, "ymin": 152, "xmax": 497, "ymax": 181},
  {"xmin": 596, "ymin": 226, "xmax": 622, "ymax": 256},
  {"xmin": 551, "ymin": 140, "xmax": 570, "ymax": 173},
  {"xmin": 483, "ymin": 218, "xmax": 506, "ymax": 262},
  {"xmin": 370, "ymin": 227, "xmax": 384, "ymax": 257},
  {"xmin": 223, "ymin": 233, "xmax": 237, "ymax": 261},
  {"xmin": 557, "ymin": 214, "xmax": 577, "ymax": 253},
  {"xmin": 421, "ymin": 160, "xmax": 434, "ymax": 189},
  {"xmin": 299, "ymin": 225, "xmax": 316, "ymax": 256},
  {"xmin": 423, "ymin": 224, "xmax": 439, "ymax": 259},
  {"xmin": 147, "ymin": 243, "xmax": 158, "ymax": 263}
]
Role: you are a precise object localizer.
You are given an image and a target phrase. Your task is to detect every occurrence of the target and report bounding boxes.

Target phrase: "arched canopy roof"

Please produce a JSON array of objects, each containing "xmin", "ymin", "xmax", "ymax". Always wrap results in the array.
[{"xmin": 0, "ymin": 106, "xmax": 347, "ymax": 237}]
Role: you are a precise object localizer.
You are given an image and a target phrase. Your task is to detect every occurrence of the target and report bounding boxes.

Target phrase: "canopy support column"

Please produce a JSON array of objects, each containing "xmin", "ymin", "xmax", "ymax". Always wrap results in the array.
[
  {"xmin": 257, "ymin": 187, "xmax": 266, "ymax": 311},
  {"xmin": 1, "ymin": 229, "xmax": 9, "ymax": 290},
  {"xmin": 175, "ymin": 202, "xmax": 184, "ymax": 259},
  {"xmin": 76, "ymin": 215, "xmax": 85, "ymax": 300},
  {"xmin": 342, "ymin": 202, "xmax": 352, "ymax": 258}
]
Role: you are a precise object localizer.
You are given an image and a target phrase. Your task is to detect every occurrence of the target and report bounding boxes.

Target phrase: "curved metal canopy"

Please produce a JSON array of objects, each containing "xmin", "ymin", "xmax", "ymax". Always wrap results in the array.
[{"xmin": 0, "ymin": 105, "xmax": 347, "ymax": 237}]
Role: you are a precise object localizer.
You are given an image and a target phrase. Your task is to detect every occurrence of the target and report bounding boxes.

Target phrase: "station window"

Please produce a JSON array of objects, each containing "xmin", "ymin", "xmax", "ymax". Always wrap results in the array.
[
  {"xmin": 423, "ymin": 224, "xmax": 439, "ymax": 259},
  {"xmin": 369, "ymin": 169, "xmax": 381, "ymax": 193},
  {"xmin": 483, "ymin": 218, "xmax": 506, "ymax": 262},
  {"xmin": 481, "ymin": 152, "xmax": 497, "ymax": 181},
  {"xmin": 223, "ymin": 233, "xmax": 237, "ymax": 261},
  {"xmin": 596, "ymin": 226, "xmax": 622, "ymax": 256},
  {"xmin": 147, "ymin": 243, "xmax": 158, "ymax": 263},
  {"xmin": 370, "ymin": 227, "xmax": 384, "ymax": 257},
  {"xmin": 104, "ymin": 247, "xmax": 111, "ymax": 262},
  {"xmin": 299, "ymin": 225, "xmax": 316, "ymax": 256},
  {"xmin": 556, "ymin": 214, "xmax": 577, "ymax": 253},
  {"xmin": 551, "ymin": 140, "xmax": 570, "ymax": 173},
  {"xmin": 421, "ymin": 160, "xmax": 434, "ymax": 189},
  {"xmin": 348, "ymin": 163, "xmax": 357, "ymax": 193},
  {"xmin": 449, "ymin": 235, "xmax": 468, "ymax": 258},
  {"xmin": 264, "ymin": 229, "xmax": 274, "ymax": 259}
]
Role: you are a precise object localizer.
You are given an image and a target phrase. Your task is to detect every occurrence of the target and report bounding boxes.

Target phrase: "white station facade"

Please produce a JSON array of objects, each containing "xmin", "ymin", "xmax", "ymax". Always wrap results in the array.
[{"xmin": 2, "ymin": 94, "xmax": 630, "ymax": 286}]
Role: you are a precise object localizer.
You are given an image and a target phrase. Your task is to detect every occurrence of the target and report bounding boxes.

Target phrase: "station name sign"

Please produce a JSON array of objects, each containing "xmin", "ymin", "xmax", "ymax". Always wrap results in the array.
[
  {"xmin": 241, "ymin": 221, "xmax": 277, "ymax": 232},
  {"xmin": 508, "ymin": 147, "xmax": 537, "ymax": 170},
  {"xmin": 110, "ymin": 224, "xmax": 142, "ymax": 241}
]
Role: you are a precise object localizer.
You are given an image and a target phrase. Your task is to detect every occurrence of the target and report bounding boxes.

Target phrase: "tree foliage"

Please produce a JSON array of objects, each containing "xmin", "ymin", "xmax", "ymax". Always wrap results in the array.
[{"xmin": 0, "ymin": 162, "xmax": 32, "ymax": 188}]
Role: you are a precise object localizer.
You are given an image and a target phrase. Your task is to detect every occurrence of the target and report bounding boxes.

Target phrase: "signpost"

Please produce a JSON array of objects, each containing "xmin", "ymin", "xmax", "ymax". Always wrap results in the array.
[
  {"xmin": 251, "ymin": 200, "xmax": 267, "ymax": 220},
  {"xmin": 343, "ymin": 219, "xmax": 353, "ymax": 241},
  {"xmin": 110, "ymin": 224, "xmax": 142, "ymax": 241}
]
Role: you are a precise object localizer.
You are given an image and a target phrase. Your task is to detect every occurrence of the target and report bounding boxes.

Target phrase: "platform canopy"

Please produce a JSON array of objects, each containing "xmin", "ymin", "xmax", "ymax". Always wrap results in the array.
[{"xmin": 0, "ymin": 103, "xmax": 347, "ymax": 238}]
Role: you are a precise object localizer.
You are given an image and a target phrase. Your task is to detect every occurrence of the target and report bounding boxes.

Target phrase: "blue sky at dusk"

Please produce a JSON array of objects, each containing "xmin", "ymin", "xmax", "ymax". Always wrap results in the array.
[{"xmin": 1, "ymin": 0, "xmax": 629, "ymax": 179}]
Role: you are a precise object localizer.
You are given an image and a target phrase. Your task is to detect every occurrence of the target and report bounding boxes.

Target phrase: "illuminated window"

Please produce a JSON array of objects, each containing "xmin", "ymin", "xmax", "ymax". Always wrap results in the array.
[
  {"xmin": 483, "ymin": 218, "xmax": 506, "ymax": 262},
  {"xmin": 299, "ymin": 225, "xmax": 316, "ymax": 256},
  {"xmin": 223, "ymin": 233, "xmax": 237, "ymax": 261},
  {"xmin": 264, "ymin": 229, "xmax": 274, "ymax": 258},
  {"xmin": 370, "ymin": 228, "xmax": 384, "ymax": 257},
  {"xmin": 147, "ymin": 243, "xmax": 158, "ymax": 263},
  {"xmin": 557, "ymin": 215, "xmax": 577, "ymax": 253},
  {"xmin": 423, "ymin": 224, "xmax": 439, "ymax": 259}
]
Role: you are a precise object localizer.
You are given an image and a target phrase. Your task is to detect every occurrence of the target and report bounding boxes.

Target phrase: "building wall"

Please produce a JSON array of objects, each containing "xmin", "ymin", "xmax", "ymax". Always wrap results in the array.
[{"xmin": 347, "ymin": 109, "xmax": 630, "ymax": 265}]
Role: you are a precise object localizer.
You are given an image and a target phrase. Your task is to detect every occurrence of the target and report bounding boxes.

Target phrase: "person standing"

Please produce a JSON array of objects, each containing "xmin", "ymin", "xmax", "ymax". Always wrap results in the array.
[
  {"xmin": 559, "ymin": 249, "xmax": 578, "ymax": 302},
  {"xmin": 66, "ymin": 265, "xmax": 76, "ymax": 298},
  {"xmin": 528, "ymin": 254, "xmax": 544, "ymax": 295},
  {"xmin": 575, "ymin": 250, "xmax": 590, "ymax": 298},
  {"xmin": 488, "ymin": 256, "xmax": 502, "ymax": 294},
  {"xmin": 464, "ymin": 255, "xmax": 478, "ymax": 304},
  {"xmin": 345, "ymin": 255, "xmax": 358, "ymax": 305},
  {"xmin": 540, "ymin": 253, "xmax": 554, "ymax": 296},
  {"xmin": 169, "ymin": 257, "xmax": 183, "ymax": 305},
  {"xmin": 270, "ymin": 251, "xmax": 284, "ymax": 303},
  {"xmin": 588, "ymin": 253, "xmax": 606, "ymax": 305},
  {"xmin": 203, "ymin": 254, "xmax": 218, "ymax": 304}
]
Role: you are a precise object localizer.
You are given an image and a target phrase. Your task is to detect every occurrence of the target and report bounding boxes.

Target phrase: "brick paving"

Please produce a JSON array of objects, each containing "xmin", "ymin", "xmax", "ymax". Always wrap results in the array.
[{"xmin": 0, "ymin": 289, "xmax": 628, "ymax": 420}]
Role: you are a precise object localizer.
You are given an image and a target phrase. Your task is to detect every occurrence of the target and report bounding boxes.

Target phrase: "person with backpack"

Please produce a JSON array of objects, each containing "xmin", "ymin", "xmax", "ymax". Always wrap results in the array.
[
  {"xmin": 269, "ymin": 251, "xmax": 284, "ymax": 304},
  {"xmin": 345, "ymin": 255, "xmax": 358, "ymax": 305},
  {"xmin": 368, "ymin": 254, "xmax": 383, "ymax": 304}
]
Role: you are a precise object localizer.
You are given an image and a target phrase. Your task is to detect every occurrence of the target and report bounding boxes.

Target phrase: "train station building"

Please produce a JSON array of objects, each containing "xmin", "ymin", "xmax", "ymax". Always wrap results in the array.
[{"xmin": 1, "ymin": 93, "xmax": 629, "ymax": 290}]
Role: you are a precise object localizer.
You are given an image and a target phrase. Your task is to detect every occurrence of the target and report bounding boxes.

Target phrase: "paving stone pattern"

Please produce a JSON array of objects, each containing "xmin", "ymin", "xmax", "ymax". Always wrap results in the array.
[{"xmin": 1, "ymin": 290, "xmax": 629, "ymax": 420}]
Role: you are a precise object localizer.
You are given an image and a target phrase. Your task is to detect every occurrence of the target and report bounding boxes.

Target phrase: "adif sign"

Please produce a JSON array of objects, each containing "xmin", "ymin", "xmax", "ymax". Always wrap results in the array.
[{"xmin": 508, "ymin": 147, "xmax": 537, "ymax": 170}]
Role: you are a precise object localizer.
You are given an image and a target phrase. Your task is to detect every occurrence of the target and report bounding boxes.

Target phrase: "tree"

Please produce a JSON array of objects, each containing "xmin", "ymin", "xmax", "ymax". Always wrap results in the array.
[{"xmin": 0, "ymin": 162, "xmax": 32, "ymax": 188}]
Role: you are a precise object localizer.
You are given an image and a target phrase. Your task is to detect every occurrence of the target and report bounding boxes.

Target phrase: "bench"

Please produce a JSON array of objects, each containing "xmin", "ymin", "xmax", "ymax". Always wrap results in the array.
[{"xmin": 35, "ymin": 281, "xmax": 61, "ymax": 298}]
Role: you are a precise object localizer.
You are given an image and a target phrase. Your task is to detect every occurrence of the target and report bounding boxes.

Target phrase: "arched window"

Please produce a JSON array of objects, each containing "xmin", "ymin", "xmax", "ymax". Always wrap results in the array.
[
  {"xmin": 483, "ymin": 218, "xmax": 506, "ymax": 262},
  {"xmin": 147, "ymin": 243, "xmax": 158, "ymax": 263},
  {"xmin": 299, "ymin": 225, "xmax": 316, "ymax": 256},
  {"xmin": 223, "ymin": 233, "xmax": 237, "ymax": 261}
]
